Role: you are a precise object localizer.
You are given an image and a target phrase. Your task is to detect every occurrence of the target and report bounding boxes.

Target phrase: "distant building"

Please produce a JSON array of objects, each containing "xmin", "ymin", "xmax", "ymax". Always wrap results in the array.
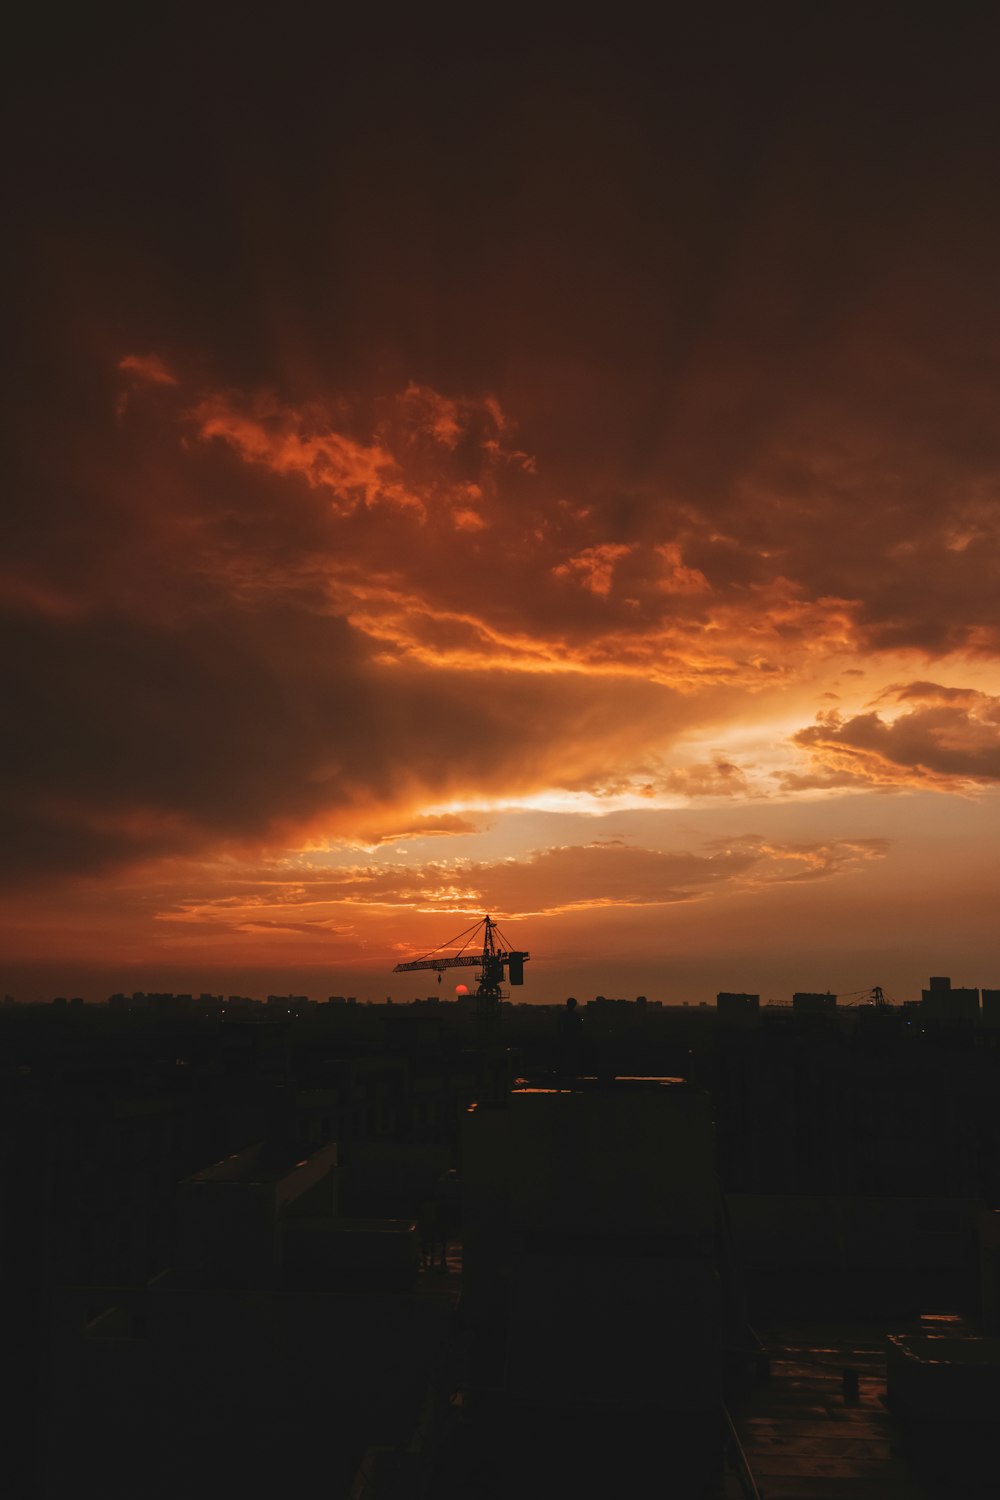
[
  {"xmin": 792, "ymin": 992, "xmax": 837, "ymax": 1014},
  {"xmin": 224, "ymin": 994, "xmax": 260, "ymax": 1011},
  {"xmin": 716, "ymin": 992, "xmax": 760, "ymax": 1016},
  {"xmin": 982, "ymin": 989, "xmax": 1000, "ymax": 1028},
  {"xmin": 921, "ymin": 976, "xmax": 979, "ymax": 1021},
  {"xmin": 585, "ymin": 996, "xmax": 660, "ymax": 1020},
  {"xmin": 266, "ymin": 993, "xmax": 311, "ymax": 1013}
]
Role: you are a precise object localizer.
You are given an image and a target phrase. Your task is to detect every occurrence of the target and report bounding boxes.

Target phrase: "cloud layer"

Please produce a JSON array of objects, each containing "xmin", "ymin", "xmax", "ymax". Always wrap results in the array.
[
  {"xmin": 149, "ymin": 835, "xmax": 890, "ymax": 944},
  {"xmin": 6, "ymin": 17, "xmax": 1000, "ymax": 994},
  {"xmin": 6, "ymin": 351, "xmax": 1000, "ymax": 892}
]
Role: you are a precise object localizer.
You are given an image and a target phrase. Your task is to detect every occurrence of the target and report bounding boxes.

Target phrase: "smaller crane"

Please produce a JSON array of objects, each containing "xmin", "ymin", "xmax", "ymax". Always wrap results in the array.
[
  {"xmin": 837, "ymin": 985, "xmax": 890, "ymax": 1009},
  {"xmin": 392, "ymin": 915, "xmax": 529, "ymax": 1034}
]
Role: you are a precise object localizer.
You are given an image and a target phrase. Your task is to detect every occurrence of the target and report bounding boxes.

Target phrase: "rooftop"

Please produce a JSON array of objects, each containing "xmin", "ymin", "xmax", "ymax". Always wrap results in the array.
[{"xmin": 733, "ymin": 1325, "xmax": 932, "ymax": 1499}]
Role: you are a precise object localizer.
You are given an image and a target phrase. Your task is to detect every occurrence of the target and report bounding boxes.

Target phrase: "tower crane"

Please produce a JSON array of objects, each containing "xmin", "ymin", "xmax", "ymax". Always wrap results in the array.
[{"xmin": 392, "ymin": 914, "xmax": 529, "ymax": 1031}]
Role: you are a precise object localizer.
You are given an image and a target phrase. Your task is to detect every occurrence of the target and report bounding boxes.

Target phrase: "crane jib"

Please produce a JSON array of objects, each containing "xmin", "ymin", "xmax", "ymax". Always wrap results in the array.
[{"xmin": 392, "ymin": 950, "xmax": 529, "ymax": 975}]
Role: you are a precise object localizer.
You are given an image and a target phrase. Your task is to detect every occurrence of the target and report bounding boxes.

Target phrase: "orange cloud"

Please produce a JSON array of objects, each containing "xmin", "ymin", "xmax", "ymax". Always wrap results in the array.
[
  {"xmin": 118, "ymin": 353, "xmax": 178, "ymax": 386},
  {"xmin": 705, "ymin": 834, "xmax": 890, "ymax": 885},
  {"xmin": 552, "ymin": 543, "xmax": 632, "ymax": 597},
  {"xmin": 659, "ymin": 758, "xmax": 756, "ymax": 798},
  {"xmin": 192, "ymin": 393, "xmax": 416, "ymax": 513},
  {"xmin": 791, "ymin": 683, "xmax": 1000, "ymax": 790},
  {"xmin": 189, "ymin": 383, "xmax": 531, "ymax": 534},
  {"xmin": 350, "ymin": 813, "xmax": 484, "ymax": 847},
  {"xmin": 655, "ymin": 542, "xmax": 711, "ymax": 596}
]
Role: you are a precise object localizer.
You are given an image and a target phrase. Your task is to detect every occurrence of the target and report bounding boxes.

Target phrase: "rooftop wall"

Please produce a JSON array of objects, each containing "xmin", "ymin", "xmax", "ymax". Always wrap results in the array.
[{"xmin": 463, "ymin": 1086, "xmax": 715, "ymax": 1235}]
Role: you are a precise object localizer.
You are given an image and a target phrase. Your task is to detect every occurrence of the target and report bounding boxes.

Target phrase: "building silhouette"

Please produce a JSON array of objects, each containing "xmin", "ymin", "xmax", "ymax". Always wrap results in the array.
[
  {"xmin": 922, "ymin": 974, "xmax": 980, "ymax": 1021},
  {"xmin": 5, "ymin": 971, "xmax": 1000, "ymax": 1495}
]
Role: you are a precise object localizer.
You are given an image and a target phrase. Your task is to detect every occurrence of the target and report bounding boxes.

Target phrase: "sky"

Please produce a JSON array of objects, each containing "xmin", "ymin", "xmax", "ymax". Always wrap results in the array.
[{"xmin": 5, "ymin": 9, "xmax": 1000, "ymax": 1002}]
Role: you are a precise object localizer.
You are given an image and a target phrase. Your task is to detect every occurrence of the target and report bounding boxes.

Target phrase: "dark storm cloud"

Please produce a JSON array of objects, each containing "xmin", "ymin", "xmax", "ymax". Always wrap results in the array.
[
  {"xmin": 0, "ymin": 595, "xmax": 694, "ymax": 883},
  {"xmin": 2, "ymin": 358, "xmax": 728, "ymax": 884},
  {"xmin": 7, "ymin": 9, "xmax": 1000, "ymax": 892}
]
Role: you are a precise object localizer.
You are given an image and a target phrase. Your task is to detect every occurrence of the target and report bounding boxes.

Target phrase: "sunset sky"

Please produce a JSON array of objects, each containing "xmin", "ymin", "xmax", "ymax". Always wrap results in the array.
[{"xmin": 6, "ymin": 11, "xmax": 1000, "ymax": 1002}]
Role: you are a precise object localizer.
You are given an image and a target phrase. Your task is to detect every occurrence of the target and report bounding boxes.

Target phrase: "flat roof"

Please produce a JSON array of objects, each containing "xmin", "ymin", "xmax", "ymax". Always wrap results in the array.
[{"xmin": 512, "ymin": 1074, "xmax": 686, "ymax": 1094}]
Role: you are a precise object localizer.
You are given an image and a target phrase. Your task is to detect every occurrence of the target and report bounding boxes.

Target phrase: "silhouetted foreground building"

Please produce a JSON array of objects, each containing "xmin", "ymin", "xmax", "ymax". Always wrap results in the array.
[
  {"xmin": 456, "ymin": 1077, "xmax": 727, "ymax": 1498},
  {"xmin": 885, "ymin": 1314, "xmax": 1000, "ymax": 1489},
  {"xmin": 45, "ymin": 1140, "xmax": 458, "ymax": 1500},
  {"xmin": 875, "ymin": 1214, "xmax": 1000, "ymax": 1488}
]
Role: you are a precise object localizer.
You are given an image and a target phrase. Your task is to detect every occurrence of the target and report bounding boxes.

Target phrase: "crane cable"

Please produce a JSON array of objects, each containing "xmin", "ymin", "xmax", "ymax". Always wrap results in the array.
[{"xmin": 406, "ymin": 915, "xmax": 494, "ymax": 965}]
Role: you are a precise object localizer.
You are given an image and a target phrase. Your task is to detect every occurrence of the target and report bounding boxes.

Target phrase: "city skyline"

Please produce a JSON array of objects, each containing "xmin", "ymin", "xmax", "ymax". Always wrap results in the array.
[{"xmin": 6, "ymin": 15, "xmax": 1000, "ymax": 1002}]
